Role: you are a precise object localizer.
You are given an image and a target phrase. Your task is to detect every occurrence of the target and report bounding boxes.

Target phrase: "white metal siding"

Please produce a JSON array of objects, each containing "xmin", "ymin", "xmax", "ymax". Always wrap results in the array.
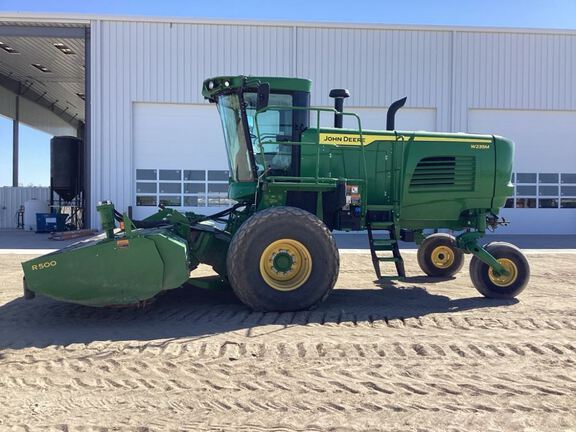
[
  {"xmin": 343, "ymin": 108, "xmax": 437, "ymax": 132},
  {"xmin": 0, "ymin": 186, "xmax": 50, "ymax": 229},
  {"xmin": 90, "ymin": 21, "xmax": 295, "ymax": 222},
  {"xmin": 454, "ymin": 31, "xmax": 576, "ymax": 132},
  {"xmin": 90, "ymin": 20, "xmax": 576, "ymax": 232},
  {"xmin": 297, "ymin": 28, "xmax": 452, "ymax": 130}
]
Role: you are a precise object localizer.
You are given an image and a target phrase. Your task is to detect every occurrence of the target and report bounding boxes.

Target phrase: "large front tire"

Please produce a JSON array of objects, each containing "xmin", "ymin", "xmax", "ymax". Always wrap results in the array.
[
  {"xmin": 469, "ymin": 242, "xmax": 530, "ymax": 299},
  {"xmin": 226, "ymin": 207, "xmax": 339, "ymax": 311},
  {"xmin": 417, "ymin": 233, "xmax": 465, "ymax": 277}
]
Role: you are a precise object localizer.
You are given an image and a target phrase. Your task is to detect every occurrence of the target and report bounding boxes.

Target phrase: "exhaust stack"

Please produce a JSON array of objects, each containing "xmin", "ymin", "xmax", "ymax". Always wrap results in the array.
[
  {"xmin": 386, "ymin": 97, "xmax": 407, "ymax": 131},
  {"xmin": 329, "ymin": 88, "xmax": 350, "ymax": 128}
]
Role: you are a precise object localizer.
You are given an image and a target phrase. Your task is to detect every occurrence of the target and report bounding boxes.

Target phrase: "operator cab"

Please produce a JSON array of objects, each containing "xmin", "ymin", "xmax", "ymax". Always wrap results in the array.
[
  {"xmin": 203, "ymin": 76, "xmax": 311, "ymax": 183},
  {"xmin": 244, "ymin": 92, "xmax": 294, "ymax": 174}
]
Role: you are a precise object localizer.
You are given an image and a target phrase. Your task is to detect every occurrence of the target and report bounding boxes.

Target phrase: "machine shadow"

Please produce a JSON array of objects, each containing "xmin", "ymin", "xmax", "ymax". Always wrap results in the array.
[
  {"xmin": 388, "ymin": 275, "xmax": 455, "ymax": 284},
  {"xmin": 0, "ymin": 282, "xmax": 517, "ymax": 351}
]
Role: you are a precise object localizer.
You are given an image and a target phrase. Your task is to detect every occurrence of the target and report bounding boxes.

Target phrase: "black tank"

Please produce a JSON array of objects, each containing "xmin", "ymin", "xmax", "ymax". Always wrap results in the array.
[{"xmin": 50, "ymin": 136, "xmax": 82, "ymax": 202}]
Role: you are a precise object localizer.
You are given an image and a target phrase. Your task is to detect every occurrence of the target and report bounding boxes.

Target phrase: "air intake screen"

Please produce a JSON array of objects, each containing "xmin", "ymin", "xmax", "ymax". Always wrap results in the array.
[{"xmin": 409, "ymin": 156, "xmax": 475, "ymax": 192}]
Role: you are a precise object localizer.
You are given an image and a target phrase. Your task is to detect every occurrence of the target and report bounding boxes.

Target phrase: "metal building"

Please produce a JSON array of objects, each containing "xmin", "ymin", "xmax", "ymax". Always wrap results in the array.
[{"xmin": 1, "ymin": 14, "xmax": 575, "ymax": 233}]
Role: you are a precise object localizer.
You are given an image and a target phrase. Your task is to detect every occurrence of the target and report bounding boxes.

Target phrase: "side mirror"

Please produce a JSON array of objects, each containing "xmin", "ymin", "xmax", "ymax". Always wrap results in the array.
[{"xmin": 256, "ymin": 83, "xmax": 270, "ymax": 111}]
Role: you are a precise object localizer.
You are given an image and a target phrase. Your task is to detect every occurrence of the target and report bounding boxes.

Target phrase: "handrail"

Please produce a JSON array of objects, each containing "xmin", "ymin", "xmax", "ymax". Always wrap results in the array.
[
  {"xmin": 253, "ymin": 105, "xmax": 369, "ymax": 202},
  {"xmin": 266, "ymin": 176, "xmax": 366, "ymax": 184}
]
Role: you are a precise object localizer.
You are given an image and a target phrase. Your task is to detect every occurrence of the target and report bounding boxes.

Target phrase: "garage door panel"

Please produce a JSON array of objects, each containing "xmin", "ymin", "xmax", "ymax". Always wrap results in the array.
[
  {"xmin": 132, "ymin": 103, "xmax": 229, "ymax": 220},
  {"xmin": 133, "ymin": 103, "xmax": 225, "ymax": 168},
  {"xmin": 498, "ymin": 208, "xmax": 576, "ymax": 234},
  {"xmin": 468, "ymin": 109, "xmax": 576, "ymax": 172}
]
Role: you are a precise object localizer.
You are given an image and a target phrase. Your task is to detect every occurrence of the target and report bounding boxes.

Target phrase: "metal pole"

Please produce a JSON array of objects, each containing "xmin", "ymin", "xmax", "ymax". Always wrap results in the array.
[
  {"xmin": 12, "ymin": 88, "xmax": 19, "ymax": 187},
  {"xmin": 84, "ymin": 25, "xmax": 91, "ymax": 228}
]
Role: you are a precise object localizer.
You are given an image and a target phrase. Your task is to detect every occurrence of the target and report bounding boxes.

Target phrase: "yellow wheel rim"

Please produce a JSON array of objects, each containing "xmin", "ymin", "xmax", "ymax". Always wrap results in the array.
[
  {"xmin": 259, "ymin": 239, "xmax": 313, "ymax": 292},
  {"xmin": 430, "ymin": 245, "xmax": 455, "ymax": 269},
  {"xmin": 488, "ymin": 258, "xmax": 518, "ymax": 287}
]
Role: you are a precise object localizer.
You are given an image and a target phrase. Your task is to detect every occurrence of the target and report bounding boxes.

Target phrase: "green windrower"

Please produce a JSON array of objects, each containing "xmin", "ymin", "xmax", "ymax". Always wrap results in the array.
[{"xmin": 21, "ymin": 75, "xmax": 530, "ymax": 311}]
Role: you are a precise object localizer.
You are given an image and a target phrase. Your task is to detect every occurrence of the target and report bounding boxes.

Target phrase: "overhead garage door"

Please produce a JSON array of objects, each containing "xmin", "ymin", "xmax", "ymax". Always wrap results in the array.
[
  {"xmin": 469, "ymin": 109, "xmax": 576, "ymax": 234},
  {"xmin": 133, "ymin": 103, "xmax": 230, "ymax": 220}
]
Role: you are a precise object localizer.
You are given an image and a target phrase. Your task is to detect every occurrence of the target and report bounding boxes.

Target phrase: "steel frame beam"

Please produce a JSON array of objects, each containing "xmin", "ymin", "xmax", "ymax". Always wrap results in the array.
[
  {"xmin": 0, "ymin": 73, "xmax": 82, "ymax": 129},
  {"xmin": 0, "ymin": 25, "xmax": 85, "ymax": 39},
  {"xmin": 83, "ymin": 26, "xmax": 91, "ymax": 226},
  {"xmin": 12, "ymin": 90, "xmax": 19, "ymax": 187}
]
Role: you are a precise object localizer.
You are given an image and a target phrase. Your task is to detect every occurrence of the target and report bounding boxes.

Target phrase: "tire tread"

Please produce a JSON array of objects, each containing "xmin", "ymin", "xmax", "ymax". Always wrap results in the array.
[
  {"xmin": 227, "ymin": 206, "xmax": 339, "ymax": 311},
  {"xmin": 417, "ymin": 233, "xmax": 465, "ymax": 277},
  {"xmin": 469, "ymin": 242, "xmax": 530, "ymax": 299}
]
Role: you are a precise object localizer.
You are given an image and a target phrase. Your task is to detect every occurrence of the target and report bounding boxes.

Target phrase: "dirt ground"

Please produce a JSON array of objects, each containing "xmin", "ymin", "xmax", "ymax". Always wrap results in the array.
[{"xmin": 0, "ymin": 251, "xmax": 575, "ymax": 431}]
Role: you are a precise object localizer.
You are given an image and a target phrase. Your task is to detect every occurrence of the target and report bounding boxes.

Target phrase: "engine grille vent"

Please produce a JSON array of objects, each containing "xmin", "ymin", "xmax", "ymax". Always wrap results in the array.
[{"xmin": 409, "ymin": 156, "xmax": 475, "ymax": 192}]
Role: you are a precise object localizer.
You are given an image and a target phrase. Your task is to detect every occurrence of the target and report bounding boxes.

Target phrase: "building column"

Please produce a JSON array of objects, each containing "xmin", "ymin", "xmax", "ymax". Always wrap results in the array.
[{"xmin": 12, "ymin": 92, "xmax": 19, "ymax": 187}]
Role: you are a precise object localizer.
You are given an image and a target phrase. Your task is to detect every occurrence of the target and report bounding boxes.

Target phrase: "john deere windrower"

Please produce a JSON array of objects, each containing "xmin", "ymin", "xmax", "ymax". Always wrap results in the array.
[{"xmin": 22, "ymin": 76, "xmax": 530, "ymax": 311}]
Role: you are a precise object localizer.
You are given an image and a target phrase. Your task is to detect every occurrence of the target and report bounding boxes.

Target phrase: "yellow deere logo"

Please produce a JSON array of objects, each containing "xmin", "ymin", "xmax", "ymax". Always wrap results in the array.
[{"xmin": 318, "ymin": 133, "xmax": 395, "ymax": 146}]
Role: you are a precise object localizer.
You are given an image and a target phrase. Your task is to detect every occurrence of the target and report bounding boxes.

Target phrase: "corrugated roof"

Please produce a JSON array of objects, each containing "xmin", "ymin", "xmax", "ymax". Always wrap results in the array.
[
  {"xmin": 0, "ymin": 20, "xmax": 86, "ymax": 27},
  {"xmin": 0, "ymin": 23, "xmax": 85, "ymax": 123}
]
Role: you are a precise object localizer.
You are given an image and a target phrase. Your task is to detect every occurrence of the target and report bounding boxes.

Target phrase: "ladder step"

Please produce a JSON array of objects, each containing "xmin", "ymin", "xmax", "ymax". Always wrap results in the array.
[
  {"xmin": 367, "ymin": 205, "xmax": 394, "ymax": 211},
  {"xmin": 377, "ymin": 257, "xmax": 402, "ymax": 262},
  {"xmin": 367, "ymin": 220, "xmax": 406, "ymax": 280},
  {"xmin": 369, "ymin": 222, "xmax": 394, "ymax": 229},
  {"xmin": 372, "ymin": 245, "xmax": 395, "ymax": 251},
  {"xmin": 372, "ymin": 239, "xmax": 396, "ymax": 246}
]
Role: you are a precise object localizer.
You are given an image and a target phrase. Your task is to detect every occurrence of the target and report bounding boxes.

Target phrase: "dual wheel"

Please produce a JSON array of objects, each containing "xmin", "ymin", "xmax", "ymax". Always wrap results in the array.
[
  {"xmin": 417, "ymin": 233, "xmax": 530, "ymax": 298},
  {"xmin": 226, "ymin": 207, "xmax": 339, "ymax": 311}
]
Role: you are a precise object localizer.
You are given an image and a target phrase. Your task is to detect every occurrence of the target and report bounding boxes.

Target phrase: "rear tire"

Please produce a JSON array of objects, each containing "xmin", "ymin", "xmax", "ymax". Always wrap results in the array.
[
  {"xmin": 469, "ymin": 242, "xmax": 530, "ymax": 298},
  {"xmin": 226, "ymin": 206, "xmax": 339, "ymax": 311},
  {"xmin": 417, "ymin": 233, "xmax": 465, "ymax": 277}
]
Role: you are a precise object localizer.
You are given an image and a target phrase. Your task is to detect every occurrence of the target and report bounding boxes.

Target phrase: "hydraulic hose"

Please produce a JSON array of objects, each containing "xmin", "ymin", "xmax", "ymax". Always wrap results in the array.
[{"xmin": 197, "ymin": 202, "xmax": 246, "ymax": 222}]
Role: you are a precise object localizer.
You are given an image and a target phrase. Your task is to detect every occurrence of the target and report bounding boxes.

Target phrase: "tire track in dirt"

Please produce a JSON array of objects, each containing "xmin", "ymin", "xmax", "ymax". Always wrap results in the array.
[
  {"xmin": 2, "ymin": 308, "xmax": 575, "ymax": 352},
  {"xmin": 2, "ymin": 305, "xmax": 576, "ymax": 329},
  {"xmin": 2, "ymin": 349, "xmax": 574, "ymax": 399},
  {"xmin": 2, "ymin": 253, "xmax": 576, "ymax": 432},
  {"xmin": 5, "ymin": 411, "xmax": 573, "ymax": 432},
  {"xmin": 2, "ymin": 338, "xmax": 575, "ymax": 362},
  {"xmin": 1, "ymin": 390, "xmax": 573, "ymax": 426}
]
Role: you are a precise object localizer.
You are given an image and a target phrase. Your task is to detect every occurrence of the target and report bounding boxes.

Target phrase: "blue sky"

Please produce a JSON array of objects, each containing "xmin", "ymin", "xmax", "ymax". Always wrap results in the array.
[
  {"xmin": 0, "ymin": 116, "xmax": 51, "ymax": 186},
  {"xmin": 0, "ymin": 0, "xmax": 575, "ymax": 186},
  {"xmin": 2, "ymin": 0, "xmax": 576, "ymax": 28}
]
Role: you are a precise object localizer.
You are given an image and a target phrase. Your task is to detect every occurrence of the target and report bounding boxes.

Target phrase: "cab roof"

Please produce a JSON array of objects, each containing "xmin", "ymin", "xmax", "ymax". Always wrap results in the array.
[{"xmin": 202, "ymin": 75, "xmax": 311, "ymax": 101}]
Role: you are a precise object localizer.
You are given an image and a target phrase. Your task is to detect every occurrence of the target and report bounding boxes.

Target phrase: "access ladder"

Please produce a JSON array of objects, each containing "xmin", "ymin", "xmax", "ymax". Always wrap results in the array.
[{"xmin": 366, "ymin": 211, "xmax": 406, "ymax": 280}]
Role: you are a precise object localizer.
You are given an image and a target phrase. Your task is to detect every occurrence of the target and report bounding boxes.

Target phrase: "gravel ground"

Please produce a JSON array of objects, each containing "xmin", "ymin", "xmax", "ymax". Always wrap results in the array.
[{"xmin": 1, "ymin": 250, "xmax": 575, "ymax": 431}]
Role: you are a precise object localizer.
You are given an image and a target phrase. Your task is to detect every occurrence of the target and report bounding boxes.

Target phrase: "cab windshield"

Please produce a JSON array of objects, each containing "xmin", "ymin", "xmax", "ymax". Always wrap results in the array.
[
  {"xmin": 216, "ymin": 93, "xmax": 254, "ymax": 182},
  {"xmin": 244, "ymin": 92, "xmax": 294, "ymax": 175}
]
